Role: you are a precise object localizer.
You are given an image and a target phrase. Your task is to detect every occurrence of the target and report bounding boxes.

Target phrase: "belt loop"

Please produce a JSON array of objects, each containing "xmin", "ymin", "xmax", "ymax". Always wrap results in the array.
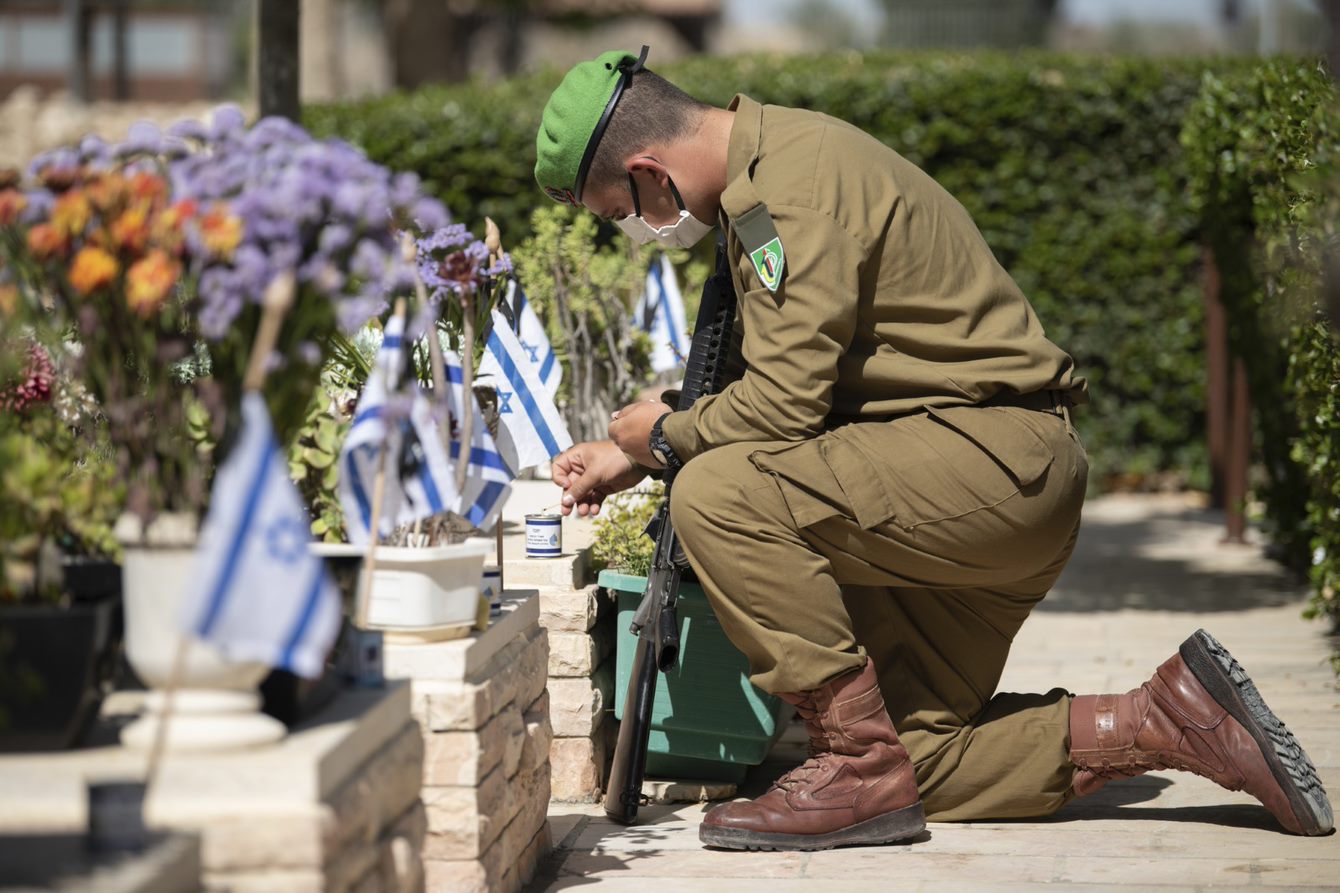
[{"xmin": 1050, "ymin": 390, "xmax": 1074, "ymax": 436}]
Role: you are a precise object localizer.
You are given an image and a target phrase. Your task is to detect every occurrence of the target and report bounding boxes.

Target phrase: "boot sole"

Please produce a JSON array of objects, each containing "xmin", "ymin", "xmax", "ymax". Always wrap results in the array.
[
  {"xmin": 699, "ymin": 801, "xmax": 926, "ymax": 851},
  {"xmin": 1180, "ymin": 628, "xmax": 1334, "ymax": 836}
]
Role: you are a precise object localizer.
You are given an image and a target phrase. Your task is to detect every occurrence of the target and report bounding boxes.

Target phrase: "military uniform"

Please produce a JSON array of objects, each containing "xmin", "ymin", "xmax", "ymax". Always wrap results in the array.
[
  {"xmin": 661, "ymin": 95, "xmax": 1089, "ymax": 821},
  {"xmin": 535, "ymin": 59, "xmax": 1334, "ymax": 842}
]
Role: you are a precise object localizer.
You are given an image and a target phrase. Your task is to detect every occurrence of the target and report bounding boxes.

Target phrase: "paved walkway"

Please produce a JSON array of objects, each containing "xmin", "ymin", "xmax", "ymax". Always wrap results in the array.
[{"xmin": 533, "ymin": 494, "xmax": 1340, "ymax": 891}]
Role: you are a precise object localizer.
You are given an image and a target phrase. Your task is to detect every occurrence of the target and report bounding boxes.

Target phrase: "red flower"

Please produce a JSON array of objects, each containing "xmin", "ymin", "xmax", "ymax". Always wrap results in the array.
[
  {"xmin": 0, "ymin": 189, "xmax": 27, "ymax": 226},
  {"xmin": 26, "ymin": 224, "xmax": 68, "ymax": 261}
]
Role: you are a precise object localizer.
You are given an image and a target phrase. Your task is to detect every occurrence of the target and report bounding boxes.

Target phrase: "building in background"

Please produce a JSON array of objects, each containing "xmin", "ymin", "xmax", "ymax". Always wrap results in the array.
[
  {"xmin": 0, "ymin": 0, "xmax": 1330, "ymax": 107},
  {"xmin": 0, "ymin": 1, "xmax": 244, "ymax": 101}
]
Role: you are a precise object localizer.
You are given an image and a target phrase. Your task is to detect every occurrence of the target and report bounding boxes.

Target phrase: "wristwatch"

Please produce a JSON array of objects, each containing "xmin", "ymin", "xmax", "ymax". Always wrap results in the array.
[{"xmin": 648, "ymin": 412, "xmax": 682, "ymax": 471}]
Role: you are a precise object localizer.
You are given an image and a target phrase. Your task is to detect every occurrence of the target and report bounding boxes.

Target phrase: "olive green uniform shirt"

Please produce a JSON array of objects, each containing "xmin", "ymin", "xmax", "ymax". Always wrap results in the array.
[{"xmin": 662, "ymin": 94, "xmax": 1086, "ymax": 461}]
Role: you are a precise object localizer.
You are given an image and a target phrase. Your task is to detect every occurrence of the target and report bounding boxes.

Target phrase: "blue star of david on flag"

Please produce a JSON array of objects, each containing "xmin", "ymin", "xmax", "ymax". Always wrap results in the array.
[
  {"xmin": 505, "ymin": 279, "xmax": 561, "ymax": 397},
  {"xmin": 479, "ymin": 307, "xmax": 573, "ymax": 473},
  {"xmin": 183, "ymin": 393, "xmax": 341, "ymax": 679}
]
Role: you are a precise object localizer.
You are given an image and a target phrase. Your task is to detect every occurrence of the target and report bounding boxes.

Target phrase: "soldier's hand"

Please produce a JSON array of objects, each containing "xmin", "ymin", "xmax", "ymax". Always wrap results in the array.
[
  {"xmin": 551, "ymin": 440, "xmax": 648, "ymax": 518},
  {"xmin": 608, "ymin": 400, "xmax": 666, "ymax": 468}
]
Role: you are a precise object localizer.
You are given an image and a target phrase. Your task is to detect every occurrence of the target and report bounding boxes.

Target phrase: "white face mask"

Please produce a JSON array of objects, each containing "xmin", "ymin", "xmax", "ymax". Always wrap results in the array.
[{"xmin": 615, "ymin": 172, "xmax": 715, "ymax": 249}]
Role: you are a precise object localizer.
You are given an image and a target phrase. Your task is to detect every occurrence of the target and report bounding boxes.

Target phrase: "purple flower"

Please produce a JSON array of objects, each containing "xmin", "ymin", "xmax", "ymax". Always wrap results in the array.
[
  {"xmin": 168, "ymin": 118, "xmax": 209, "ymax": 143},
  {"xmin": 208, "ymin": 104, "xmax": 246, "ymax": 142},
  {"xmin": 28, "ymin": 148, "xmax": 81, "ymax": 188},
  {"xmin": 338, "ymin": 294, "xmax": 387, "ymax": 334},
  {"xmin": 114, "ymin": 121, "xmax": 165, "ymax": 159},
  {"xmin": 412, "ymin": 198, "xmax": 450, "ymax": 232},
  {"xmin": 318, "ymin": 224, "xmax": 354, "ymax": 256},
  {"xmin": 350, "ymin": 239, "xmax": 387, "ymax": 281},
  {"xmin": 198, "ymin": 267, "xmax": 244, "ymax": 338},
  {"xmin": 78, "ymin": 135, "xmax": 109, "ymax": 164},
  {"xmin": 19, "ymin": 189, "xmax": 54, "ymax": 225}
]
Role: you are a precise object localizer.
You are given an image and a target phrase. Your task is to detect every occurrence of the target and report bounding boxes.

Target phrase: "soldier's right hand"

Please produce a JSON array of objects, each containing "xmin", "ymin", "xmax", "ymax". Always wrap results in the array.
[{"xmin": 551, "ymin": 440, "xmax": 649, "ymax": 518}]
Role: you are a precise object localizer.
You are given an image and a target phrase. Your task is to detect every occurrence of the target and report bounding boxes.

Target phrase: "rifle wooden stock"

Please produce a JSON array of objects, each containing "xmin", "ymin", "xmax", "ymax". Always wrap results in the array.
[{"xmin": 604, "ymin": 238, "xmax": 738, "ymax": 825}]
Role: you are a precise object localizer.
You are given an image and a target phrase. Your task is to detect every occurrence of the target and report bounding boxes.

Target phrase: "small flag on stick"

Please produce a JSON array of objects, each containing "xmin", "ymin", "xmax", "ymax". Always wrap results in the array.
[
  {"xmin": 634, "ymin": 252, "xmax": 688, "ymax": 373},
  {"xmin": 443, "ymin": 346, "xmax": 514, "ymax": 530},
  {"xmin": 338, "ymin": 313, "xmax": 461, "ymax": 545},
  {"xmin": 479, "ymin": 308, "xmax": 573, "ymax": 474},
  {"xmin": 503, "ymin": 278, "xmax": 562, "ymax": 397},
  {"xmin": 182, "ymin": 393, "xmax": 342, "ymax": 679}
]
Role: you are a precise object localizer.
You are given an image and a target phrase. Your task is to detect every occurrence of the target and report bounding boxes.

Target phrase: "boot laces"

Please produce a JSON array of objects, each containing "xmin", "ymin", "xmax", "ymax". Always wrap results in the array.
[
  {"xmin": 773, "ymin": 695, "xmax": 834, "ymax": 793},
  {"xmin": 771, "ymin": 753, "xmax": 837, "ymax": 793}
]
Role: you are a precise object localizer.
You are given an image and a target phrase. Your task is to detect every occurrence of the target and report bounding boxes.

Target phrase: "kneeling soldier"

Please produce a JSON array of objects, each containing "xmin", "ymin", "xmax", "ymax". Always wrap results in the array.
[{"xmin": 534, "ymin": 47, "xmax": 1334, "ymax": 849}]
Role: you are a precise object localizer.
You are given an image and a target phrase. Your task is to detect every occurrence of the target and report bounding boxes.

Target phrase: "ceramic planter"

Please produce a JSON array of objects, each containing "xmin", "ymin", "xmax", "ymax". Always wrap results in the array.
[
  {"xmin": 118, "ymin": 546, "xmax": 285, "ymax": 752},
  {"xmin": 313, "ymin": 538, "xmax": 493, "ymax": 640}
]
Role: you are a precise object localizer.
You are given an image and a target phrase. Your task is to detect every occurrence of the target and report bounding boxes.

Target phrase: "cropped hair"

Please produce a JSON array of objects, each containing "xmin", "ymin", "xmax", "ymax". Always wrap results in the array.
[{"xmin": 586, "ymin": 69, "xmax": 711, "ymax": 196}]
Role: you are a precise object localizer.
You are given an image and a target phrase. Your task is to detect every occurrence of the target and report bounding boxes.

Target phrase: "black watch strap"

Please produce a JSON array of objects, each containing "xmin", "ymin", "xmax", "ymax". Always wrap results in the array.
[{"xmin": 648, "ymin": 412, "xmax": 682, "ymax": 471}]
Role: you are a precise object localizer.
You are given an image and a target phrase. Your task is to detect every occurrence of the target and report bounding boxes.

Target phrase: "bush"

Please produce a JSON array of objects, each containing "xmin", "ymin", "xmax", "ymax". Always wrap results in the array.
[
  {"xmin": 307, "ymin": 52, "xmax": 1251, "ymax": 488},
  {"xmin": 1182, "ymin": 60, "xmax": 1340, "ymax": 623}
]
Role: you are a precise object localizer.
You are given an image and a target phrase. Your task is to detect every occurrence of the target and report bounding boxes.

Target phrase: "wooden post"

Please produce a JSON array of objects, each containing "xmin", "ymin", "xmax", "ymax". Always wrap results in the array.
[
  {"xmin": 111, "ymin": 0, "xmax": 130, "ymax": 101},
  {"xmin": 66, "ymin": 0, "xmax": 90, "ymax": 103},
  {"xmin": 258, "ymin": 0, "xmax": 301, "ymax": 121},
  {"xmin": 1204, "ymin": 243, "xmax": 1228, "ymax": 510}
]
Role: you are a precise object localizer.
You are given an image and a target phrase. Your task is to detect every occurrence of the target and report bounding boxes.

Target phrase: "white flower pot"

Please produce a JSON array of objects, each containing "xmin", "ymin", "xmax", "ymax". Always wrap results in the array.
[
  {"xmin": 118, "ymin": 546, "xmax": 285, "ymax": 752},
  {"xmin": 313, "ymin": 538, "xmax": 492, "ymax": 640}
]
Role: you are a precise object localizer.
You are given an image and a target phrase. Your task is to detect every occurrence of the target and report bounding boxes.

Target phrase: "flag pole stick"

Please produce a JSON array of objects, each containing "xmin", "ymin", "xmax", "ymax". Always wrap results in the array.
[
  {"xmin": 403, "ymin": 234, "xmax": 454, "ymax": 469},
  {"xmin": 356, "ymin": 295, "xmax": 408, "ymax": 628},
  {"xmin": 484, "ymin": 218, "xmax": 507, "ymax": 592},
  {"xmin": 145, "ymin": 271, "xmax": 296, "ymax": 803}
]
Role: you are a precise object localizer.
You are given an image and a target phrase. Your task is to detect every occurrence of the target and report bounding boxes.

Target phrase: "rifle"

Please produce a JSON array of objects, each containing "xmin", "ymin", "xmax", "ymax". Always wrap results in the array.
[{"xmin": 605, "ymin": 236, "xmax": 738, "ymax": 825}]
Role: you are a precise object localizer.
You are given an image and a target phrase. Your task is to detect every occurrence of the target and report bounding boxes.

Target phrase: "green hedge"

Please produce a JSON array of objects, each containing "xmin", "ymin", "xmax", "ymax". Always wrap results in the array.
[
  {"xmin": 306, "ymin": 52, "xmax": 1259, "ymax": 487},
  {"xmin": 1182, "ymin": 60, "xmax": 1340, "ymax": 623}
]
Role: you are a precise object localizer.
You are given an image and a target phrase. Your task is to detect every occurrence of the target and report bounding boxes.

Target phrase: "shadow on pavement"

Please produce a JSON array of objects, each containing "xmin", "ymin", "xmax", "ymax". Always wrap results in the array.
[{"xmin": 1041, "ymin": 499, "xmax": 1305, "ymax": 613}]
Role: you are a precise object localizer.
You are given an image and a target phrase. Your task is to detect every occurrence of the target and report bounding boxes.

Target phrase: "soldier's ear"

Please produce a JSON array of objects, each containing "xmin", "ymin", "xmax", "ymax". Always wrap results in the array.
[{"xmin": 626, "ymin": 157, "xmax": 670, "ymax": 190}]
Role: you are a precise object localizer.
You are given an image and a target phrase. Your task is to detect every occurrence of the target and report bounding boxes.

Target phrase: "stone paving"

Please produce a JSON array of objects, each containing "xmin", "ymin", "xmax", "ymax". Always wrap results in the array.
[{"xmin": 532, "ymin": 493, "xmax": 1340, "ymax": 891}]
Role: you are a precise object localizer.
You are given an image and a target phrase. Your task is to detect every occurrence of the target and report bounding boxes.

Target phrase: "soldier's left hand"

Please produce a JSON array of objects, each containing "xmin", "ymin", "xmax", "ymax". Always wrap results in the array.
[{"xmin": 608, "ymin": 400, "xmax": 665, "ymax": 468}]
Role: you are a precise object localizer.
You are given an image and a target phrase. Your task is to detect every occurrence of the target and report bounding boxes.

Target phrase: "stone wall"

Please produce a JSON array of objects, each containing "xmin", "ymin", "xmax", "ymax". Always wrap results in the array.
[
  {"xmin": 505, "ymin": 547, "xmax": 617, "ymax": 803},
  {"xmin": 386, "ymin": 591, "xmax": 552, "ymax": 893},
  {"xmin": 0, "ymin": 682, "xmax": 426, "ymax": 893}
]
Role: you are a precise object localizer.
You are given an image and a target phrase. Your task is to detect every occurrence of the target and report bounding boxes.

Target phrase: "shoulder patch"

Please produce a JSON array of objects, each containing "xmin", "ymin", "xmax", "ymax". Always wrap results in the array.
[{"xmin": 732, "ymin": 202, "xmax": 785, "ymax": 292}]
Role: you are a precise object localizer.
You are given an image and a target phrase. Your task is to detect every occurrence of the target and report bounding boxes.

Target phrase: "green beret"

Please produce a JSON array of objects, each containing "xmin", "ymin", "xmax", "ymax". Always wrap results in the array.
[{"xmin": 535, "ymin": 46, "xmax": 649, "ymax": 206}]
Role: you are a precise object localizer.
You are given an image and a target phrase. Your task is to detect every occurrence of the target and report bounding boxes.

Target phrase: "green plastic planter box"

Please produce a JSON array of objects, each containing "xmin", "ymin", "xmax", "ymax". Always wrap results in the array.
[{"xmin": 602, "ymin": 570, "xmax": 787, "ymax": 782}]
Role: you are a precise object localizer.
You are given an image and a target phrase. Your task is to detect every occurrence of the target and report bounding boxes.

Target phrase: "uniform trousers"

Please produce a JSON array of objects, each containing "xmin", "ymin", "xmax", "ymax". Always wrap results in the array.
[{"xmin": 669, "ymin": 404, "xmax": 1088, "ymax": 821}]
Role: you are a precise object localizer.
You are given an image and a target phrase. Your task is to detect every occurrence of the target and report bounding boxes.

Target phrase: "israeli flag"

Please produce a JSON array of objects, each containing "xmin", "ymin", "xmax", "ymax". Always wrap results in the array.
[
  {"xmin": 479, "ymin": 308, "xmax": 574, "ymax": 474},
  {"xmin": 338, "ymin": 315, "xmax": 460, "ymax": 545},
  {"xmin": 505, "ymin": 279, "xmax": 562, "ymax": 397},
  {"xmin": 183, "ymin": 393, "xmax": 341, "ymax": 679},
  {"xmin": 634, "ymin": 253, "xmax": 688, "ymax": 373},
  {"xmin": 442, "ymin": 348, "xmax": 514, "ymax": 530}
]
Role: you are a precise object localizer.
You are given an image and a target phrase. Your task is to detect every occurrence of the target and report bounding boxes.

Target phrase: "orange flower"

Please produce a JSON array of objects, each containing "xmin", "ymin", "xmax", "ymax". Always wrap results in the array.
[
  {"xmin": 86, "ymin": 172, "xmax": 129, "ymax": 215},
  {"xmin": 26, "ymin": 223, "xmax": 68, "ymax": 261},
  {"xmin": 51, "ymin": 190, "xmax": 92, "ymax": 238},
  {"xmin": 68, "ymin": 246, "xmax": 119, "ymax": 295},
  {"xmin": 125, "ymin": 249, "xmax": 179, "ymax": 316},
  {"xmin": 127, "ymin": 171, "xmax": 166, "ymax": 207},
  {"xmin": 199, "ymin": 205, "xmax": 243, "ymax": 260},
  {"xmin": 151, "ymin": 199, "xmax": 198, "ymax": 253},
  {"xmin": 0, "ymin": 189, "xmax": 27, "ymax": 226},
  {"xmin": 0, "ymin": 284, "xmax": 17, "ymax": 317},
  {"xmin": 110, "ymin": 205, "xmax": 151, "ymax": 254}
]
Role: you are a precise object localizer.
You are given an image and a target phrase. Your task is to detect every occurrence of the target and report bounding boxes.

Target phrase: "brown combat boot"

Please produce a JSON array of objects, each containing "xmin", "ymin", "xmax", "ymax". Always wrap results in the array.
[
  {"xmin": 699, "ymin": 658, "xmax": 925, "ymax": 850},
  {"xmin": 1070, "ymin": 628, "xmax": 1333, "ymax": 836}
]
